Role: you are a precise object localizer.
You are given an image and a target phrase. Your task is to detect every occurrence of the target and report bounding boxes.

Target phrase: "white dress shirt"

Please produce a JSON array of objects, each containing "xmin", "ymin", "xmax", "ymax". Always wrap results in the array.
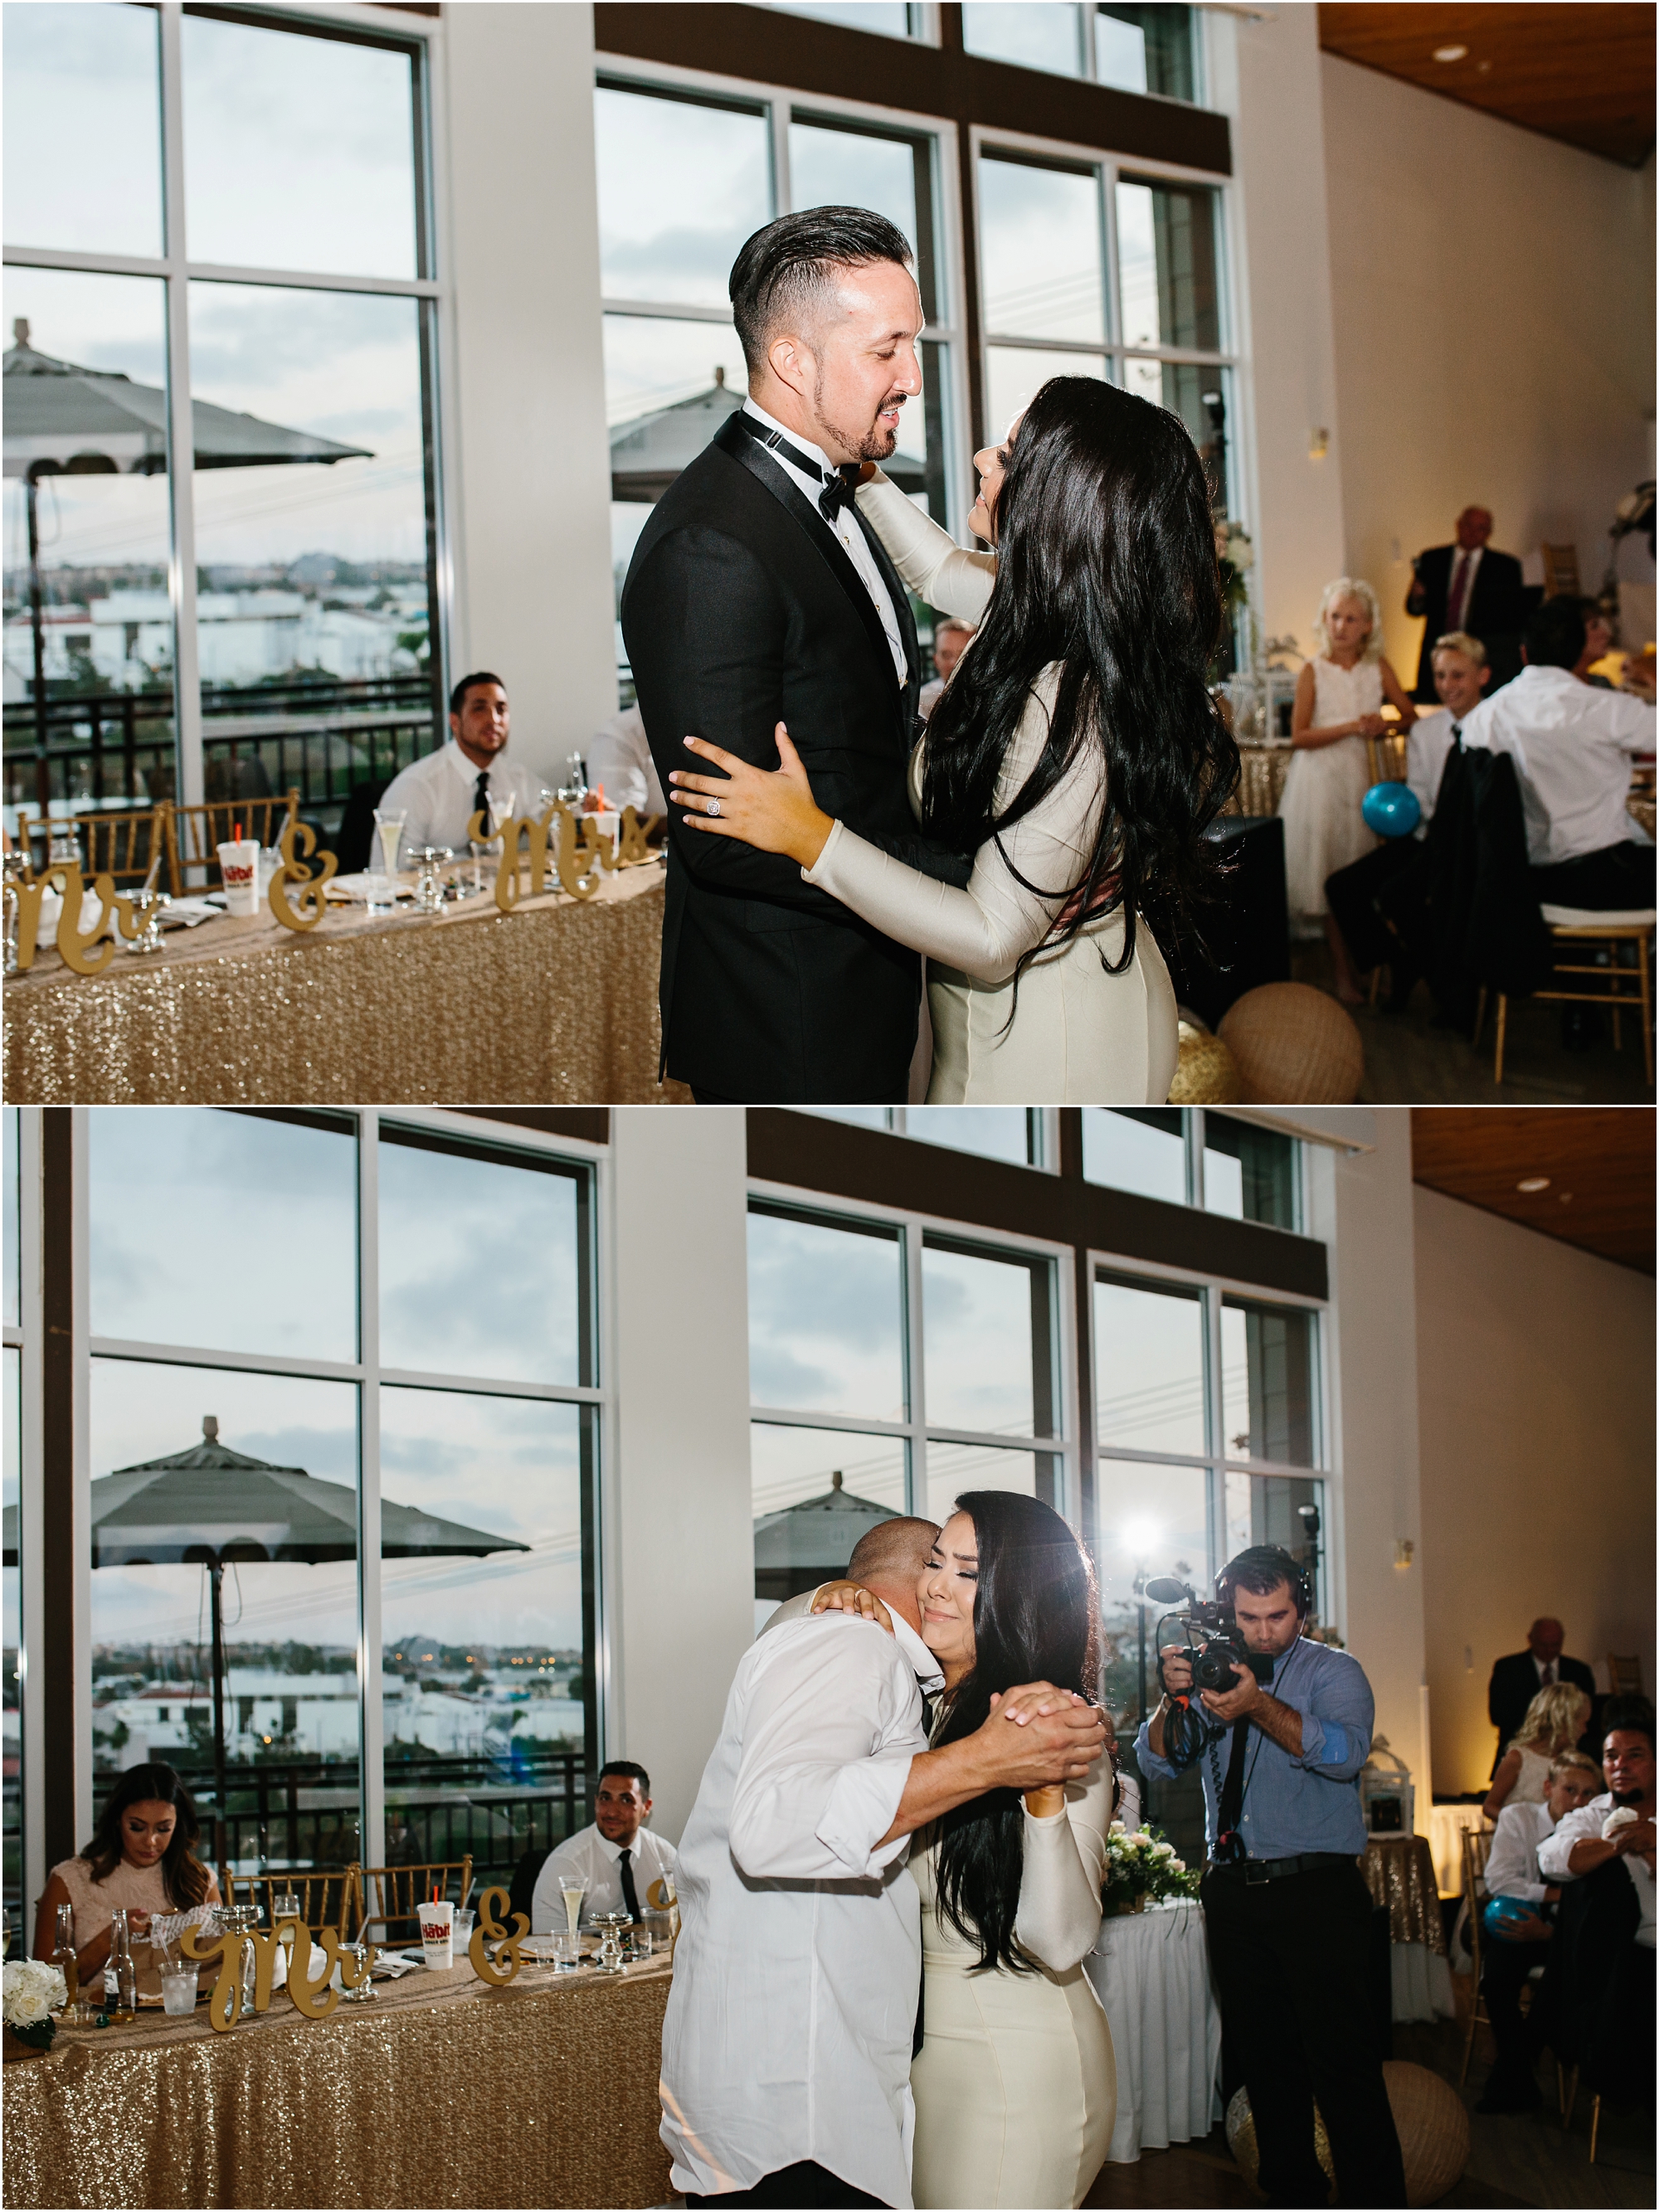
[
  {"xmin": 1458, "ymin": 665, "xmax": 1656, "ymax": 866},
  {"xmin": 742, "ymin": 398, "xmax": 908, "ymax": 686},
  {"xmin": 1537, "ymin": 1791, "xmax": 1658, "ymax": 1946},
  {"xmin": 659, "ymin": 1608, "xmax": 942, "ymax": 2206},
  {"xmin": 374, "ymin": 740, "xmax": 548, "ymax": 868},
  {"xmin": 1406, "ymin": 707, "xmax": 1460, "ymax": 834},
  {"xmin": 528, "ymin": 1819, "xmax": 679, "ymax": 1934},
  {"xmin": 586, "ymin": 707, "xmax": 665, "ymax": 817},
  {"xmin": 1485, "ymin": 1799, "xmax": 1555, "ymax": 1903}
]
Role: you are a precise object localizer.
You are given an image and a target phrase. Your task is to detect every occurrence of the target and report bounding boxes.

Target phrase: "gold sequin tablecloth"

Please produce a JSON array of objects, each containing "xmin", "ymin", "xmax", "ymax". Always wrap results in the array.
[
  {"xmin": 1, "ymin": 1954, "xmax": 674, "ymax": 2210},
  {"xmin": 1362, "ymin": 1835, "xmax": 1446, "ymax": 1952},
  {"xmin": 2, "ymin": 861, "xmax": 689, "ymax": 1105}
]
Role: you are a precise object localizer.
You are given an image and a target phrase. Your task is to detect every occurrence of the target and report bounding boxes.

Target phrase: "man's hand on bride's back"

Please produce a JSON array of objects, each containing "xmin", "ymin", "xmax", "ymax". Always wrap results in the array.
[
  {"xmin": 810, "ymin": 1580, "xmax": 894, "ymax": 1634},
  {"xmin": 975, "ymin": 1686, "xmax": 1107, "ymax": 1791}
]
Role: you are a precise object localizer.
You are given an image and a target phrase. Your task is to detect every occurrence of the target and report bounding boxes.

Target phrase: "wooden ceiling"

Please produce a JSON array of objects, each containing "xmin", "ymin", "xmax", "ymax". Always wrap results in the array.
[
  {"xmin": 1318, "ymin": 4, "xmax": 1657, "ymax": 169},
  {"xmin": 1411, "ymin": 1110, "xmax": 1656, "ymax": 1273}
]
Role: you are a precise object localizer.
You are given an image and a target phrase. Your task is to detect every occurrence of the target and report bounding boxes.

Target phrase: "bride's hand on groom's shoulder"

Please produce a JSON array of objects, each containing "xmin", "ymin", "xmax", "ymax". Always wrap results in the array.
[
  {"xmin": 669, "ymin": 725, "xmax": 834, "ymax": 869},
  {"xmin": 810, "ymin": 1580, "xmax": 894, "ymax": 1634}
]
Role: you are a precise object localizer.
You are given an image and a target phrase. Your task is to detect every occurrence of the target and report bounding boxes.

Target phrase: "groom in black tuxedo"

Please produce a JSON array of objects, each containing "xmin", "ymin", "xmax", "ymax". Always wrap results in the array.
[{"xmin": 622, "ymin": 209, "xmax": 967, "ymax": 1104}]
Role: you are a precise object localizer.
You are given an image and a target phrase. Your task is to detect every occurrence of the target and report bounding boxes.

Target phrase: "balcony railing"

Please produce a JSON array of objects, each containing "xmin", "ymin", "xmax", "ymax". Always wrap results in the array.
[{"xmin": 3, "ymin": 677, "xmax": 441, "ymax": 829}]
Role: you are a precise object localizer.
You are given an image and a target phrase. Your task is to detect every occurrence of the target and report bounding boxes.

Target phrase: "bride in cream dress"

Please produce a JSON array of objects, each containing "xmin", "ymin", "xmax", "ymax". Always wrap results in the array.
[{"xmin": 669, "ymin": 376, "xmax": 1237, "ymax": 1105}]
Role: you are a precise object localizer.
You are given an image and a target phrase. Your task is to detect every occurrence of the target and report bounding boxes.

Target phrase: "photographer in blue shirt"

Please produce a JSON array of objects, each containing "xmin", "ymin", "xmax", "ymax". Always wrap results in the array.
[{"xmin": 1136, "ymin": 1545, "xmax": 1405, "ymax": 2208}]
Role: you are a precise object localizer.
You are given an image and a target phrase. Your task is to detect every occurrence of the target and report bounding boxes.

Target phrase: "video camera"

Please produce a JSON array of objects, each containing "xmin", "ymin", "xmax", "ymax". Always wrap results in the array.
[{"xmin": 1144, "ymin": 1576, "xmax": 1277, "ymax": 1697}]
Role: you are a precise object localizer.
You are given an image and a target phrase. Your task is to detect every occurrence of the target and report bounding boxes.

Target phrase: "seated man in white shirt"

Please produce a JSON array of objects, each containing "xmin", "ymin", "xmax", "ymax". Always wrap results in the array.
[
  {"xmin": 588, "ymin": 704, "xmax": 666, "ymax": 819},
  {"xmin": 917, "ymin": 619, "xmax": 973, "ymax": 722},
  {"xmin": 1536, "ymin": 1709, "xmax": 1656, "ymax": 2112},
  {"xmin": 375, "ymin": 672, "xmax": 548, "ymax": 868},
  {"xmin": 661, "ymin": 1515, "xmax": 1106, "ymax": 2208},
  {"xmin": 1476, "ymin": 1750, "xmax": 1602, "ymax": 2112},
  {"xmin": 1324, "ymin": 630, "xmax": 1490, "ymax": 1007},
  {"xmin": 1459, "ymin": 598, "xmax": 1657, "ymax": 911},
  {"xmin": 530, "ymin": 1761, "xmax": 677, "ymax": 1933}
]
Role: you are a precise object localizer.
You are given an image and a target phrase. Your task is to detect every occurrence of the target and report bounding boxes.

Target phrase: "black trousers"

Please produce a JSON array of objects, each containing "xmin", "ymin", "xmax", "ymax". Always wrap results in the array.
[
  {"xmin": 1323, "ymin": 841, "xmax": 1424, "ymax": 985},
  {"xmin": 1202, "ymin": 1864, "xmax": 1407, "ymax": 2209},
  {"xmin": 1481, "ymin": 1933, "xmax": 1550, "ymax": 2089},
  {"xmin": 1530, "ymin": 839, "xmax": 1657, "ymax": 911},
  {"xmin": 684, "ymin": 2161, "xmax": 887, "ymax": 2207}
]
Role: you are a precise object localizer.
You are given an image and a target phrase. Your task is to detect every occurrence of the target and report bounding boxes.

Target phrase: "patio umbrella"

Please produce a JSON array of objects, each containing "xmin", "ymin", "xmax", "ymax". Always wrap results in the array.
[
  {"xmin": 752, "ymin": 1468, "xmax": 899, "ymax": 1603},
  {"xmin": 3, "ymin": 321, "xmax": 372, "ymax": 806},
  {"xmin": 2, "ymin": 1414, "xmax": 527, "ymax": 1860},
  {"xmin": 608, "ymin": 365, "xmax": 927, "ymax": 503}
]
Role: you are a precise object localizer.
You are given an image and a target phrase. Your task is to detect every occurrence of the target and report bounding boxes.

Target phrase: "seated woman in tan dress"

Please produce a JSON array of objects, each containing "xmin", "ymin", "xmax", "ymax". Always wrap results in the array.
[
  {"xmin": 35, "ymin": 1762, "xmax": 220, "ymax": 1989},
  {"xmin": 818, "ymin": 1491, "xmax": 1116, "ymax": 2209},
  {"xmin": 668, "ymin": 376, "xmax": 1238, "ymax": 1106}
]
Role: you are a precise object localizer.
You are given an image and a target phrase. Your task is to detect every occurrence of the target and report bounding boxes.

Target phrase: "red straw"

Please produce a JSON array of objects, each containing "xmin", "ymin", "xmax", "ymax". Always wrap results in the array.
[{"xmin": 234, "ymin": 822, "xmax": 243, "ymax": 843}]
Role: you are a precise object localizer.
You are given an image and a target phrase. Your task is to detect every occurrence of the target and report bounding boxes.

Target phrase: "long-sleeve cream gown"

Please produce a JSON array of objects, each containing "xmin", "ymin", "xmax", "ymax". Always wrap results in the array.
[
  {"xmin": 800, "ymin": 473, "xmax": 1176, "ymax": 1104},
  {"xmin": 910, "ymin": 1759, "xmax": 1117, "ymax": 2209}
]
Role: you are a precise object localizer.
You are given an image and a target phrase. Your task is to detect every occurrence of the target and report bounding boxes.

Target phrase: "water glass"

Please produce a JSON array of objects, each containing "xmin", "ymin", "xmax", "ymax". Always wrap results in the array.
[
  {"xmin": 270, "ymin": 1889, "xmax": 300, "ymax": 1928},
  {"xmin": 451, "ymin": 1908, "xmax": 474, "ymax": 1956},
  {"xmin": 629, "ymin": 1927, "xmax": 653, "ymax": 1962},
  {"xmin": 160, "ymin": 1959, "xmax": 198, "ymax": 2017},
  {"xmin": 469, "ymin": 836, "xmax": 502, "ymax": 895},
  {"xmin": 550, "ymin": 1932, "xmax": 580, "ymax": 1973}
]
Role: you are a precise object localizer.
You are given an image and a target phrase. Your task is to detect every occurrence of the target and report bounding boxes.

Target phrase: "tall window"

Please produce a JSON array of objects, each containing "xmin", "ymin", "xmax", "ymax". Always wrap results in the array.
[
  {"xmin": 747, "ymin": 1198, "xmax": 1066, "ymax": 1631},
  {"xmin": 78, "ymin": 1110, "xmax": 598, "ymax": 1886},
  {"xmin": 975, "ymin": 143, "xmax": 1230, "ymax": 523},
  {"xmin": 800, "ymin": 1106, "xmax": 1052, "ymax": 1169},
  {"xmin": 2, "ymin": 4, "xmax": 442, "ymax": 839},
  {"xmin": 1082, "ymin": 1109, "xmax": 1301, "ymax": 1233},
  {"xmin": 1093, "ymin": 1263, "xmax": 1325, "ymax": 1842},
  {"xmin": 596, "ymin": 70, "xmax": 962, "ymax": 700},
  {"xmin": 962, "ymin": 3, "xmax": 1200, "ymax": 100}
]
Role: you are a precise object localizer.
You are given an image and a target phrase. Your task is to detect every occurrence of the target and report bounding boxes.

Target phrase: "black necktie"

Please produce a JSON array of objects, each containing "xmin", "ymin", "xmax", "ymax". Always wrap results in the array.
[
  {"xmin": 728, "ymin": 406, "xmax": 858, "ymax": 526},
  {"xmin": 817, "ymin": 469, "xmax": 859, "ymax": 524},
  {"xmin": 1214, "ymin": 1719, "xmax": 1251, "ymax": 1861},
  {"xmin": 473, "ymin": 770, "xmax": 492, "ymax": 838},
  {"xmin": 617, "ymin": 1847, "xmax": 641, "ymax": 1923},
  {"xmin": 1452, "ymin": 722, "xmax": 1463, "ymax": 750}
]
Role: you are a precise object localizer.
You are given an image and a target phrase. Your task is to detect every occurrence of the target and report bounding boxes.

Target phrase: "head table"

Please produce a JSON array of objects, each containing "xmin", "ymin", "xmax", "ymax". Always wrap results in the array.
[
  {"xmin": 1, "ymin": 1948, "xmax": 674, "ymax": 2210},
  {"xmin": 2, "ymin": 857, "xmax": 689, "ymax": 1106}
]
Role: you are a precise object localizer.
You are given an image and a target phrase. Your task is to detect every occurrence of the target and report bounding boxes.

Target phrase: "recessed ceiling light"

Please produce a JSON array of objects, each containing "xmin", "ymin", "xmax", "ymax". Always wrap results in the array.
[
  {"xmin": 1433, "ymin": 43, "xmax": 1468, "ymax": 61},
  {"xmin": 1516, "ymin": 1176, "xmax": 1550, "ymax": 1192}
]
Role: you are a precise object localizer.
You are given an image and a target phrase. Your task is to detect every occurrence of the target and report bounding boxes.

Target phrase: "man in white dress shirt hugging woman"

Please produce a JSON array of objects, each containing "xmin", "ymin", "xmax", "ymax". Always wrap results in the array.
[{"xmin": 530, "ymin": 1760, "xmax": 677, "ymax": 1933}]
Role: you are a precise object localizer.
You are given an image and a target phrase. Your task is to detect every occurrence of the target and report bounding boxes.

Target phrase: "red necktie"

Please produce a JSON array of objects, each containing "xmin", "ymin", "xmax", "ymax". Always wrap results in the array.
[{"xmin": 1445, "ymin": 552, "xmax": 1472, "ymax": 630}]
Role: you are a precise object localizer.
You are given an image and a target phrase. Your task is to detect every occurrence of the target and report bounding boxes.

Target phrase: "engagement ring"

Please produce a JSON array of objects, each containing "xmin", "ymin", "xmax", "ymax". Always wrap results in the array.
[{"xmin": 707, "ymin": 799, "xmax": 721, "ymax": 817}]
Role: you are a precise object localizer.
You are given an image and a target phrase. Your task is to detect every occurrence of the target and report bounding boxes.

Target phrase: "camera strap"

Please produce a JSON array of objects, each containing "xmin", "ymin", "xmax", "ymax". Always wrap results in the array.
[{"xmin": 1214, "ymin": 1719, "xmax": 1251, "ymax": 1860}]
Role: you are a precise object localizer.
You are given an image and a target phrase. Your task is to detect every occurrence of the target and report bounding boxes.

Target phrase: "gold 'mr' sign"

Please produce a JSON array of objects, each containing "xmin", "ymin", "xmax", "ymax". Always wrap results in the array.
[
  {"xmin": 7, "ymin": 861, "xmax": 149, "ymax": 975},
  {"xmin": 180, "ymin": 1918, "xmax": 373, "ymax": 2031}
]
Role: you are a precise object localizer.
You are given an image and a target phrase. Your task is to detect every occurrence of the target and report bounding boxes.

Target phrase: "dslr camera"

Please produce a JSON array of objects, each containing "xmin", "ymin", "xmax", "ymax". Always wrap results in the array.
[{"xmin": 1144, "ymin": 1576, "xmax": 1276, "ymax": 1696}]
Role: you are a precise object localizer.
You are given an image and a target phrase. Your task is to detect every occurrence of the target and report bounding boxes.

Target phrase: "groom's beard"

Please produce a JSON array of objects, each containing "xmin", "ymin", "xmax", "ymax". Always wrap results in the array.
[
  {"xmin": 818, "ymin": 389, "xmax": 910, "ymax": 464},
  {"xmin": 1612, "ymin": 1787, "xmax": 1647, "ymax": 1807}
]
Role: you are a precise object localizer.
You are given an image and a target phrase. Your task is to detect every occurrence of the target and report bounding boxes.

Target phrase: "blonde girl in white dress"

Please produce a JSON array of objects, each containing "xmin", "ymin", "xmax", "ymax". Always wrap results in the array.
[
  {"xmin": 1278, "ymin": 578, "xmax": 1416, "ymax": 999},
  {"xmin": 814, "ymin": 1491, "xmax": 1116, "ymax": 2210},
  {"xmin": 668, "ymin": 377, "xmax": 1238, "ymax": 1105},
  {"xmin": 1483, "ymin": 1683, "xmax": 1594, "ymax": 1819}
]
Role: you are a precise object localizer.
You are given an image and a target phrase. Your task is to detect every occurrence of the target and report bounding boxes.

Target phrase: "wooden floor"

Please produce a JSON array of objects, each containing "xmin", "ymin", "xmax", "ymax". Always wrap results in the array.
[
  {"xmin": 1284, "ymin": 945, "xmax": 1656, "ymax": 1104},
  {"xmin": 1082, "ymin": 2009, "xmax": 1657, "ymax": 2211}
]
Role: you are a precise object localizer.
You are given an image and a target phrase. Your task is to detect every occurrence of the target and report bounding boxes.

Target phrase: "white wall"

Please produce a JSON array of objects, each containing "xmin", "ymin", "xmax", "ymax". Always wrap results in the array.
[
  {"xmin": 1211, "ymin": 7, "xmax": 1348, "ymax": 657},
  {"xmin": 1413, "ymin": 1189, "xmax": 1656, "ymax": 1796},
  {"xmin": 1321, "ymin": 54, "xmax": 1657, "ymax": 680},
  {"xmin": 439, "ymin": 3, "xmax": 618, "ymax": 787},
  {"xmin": 1307, "ymin": 1113, "xmax": 1431, "ymax": 1821},
  {"xmin": 606, "ymin": 1107, "xmax": 755, "ymax": 1842}
]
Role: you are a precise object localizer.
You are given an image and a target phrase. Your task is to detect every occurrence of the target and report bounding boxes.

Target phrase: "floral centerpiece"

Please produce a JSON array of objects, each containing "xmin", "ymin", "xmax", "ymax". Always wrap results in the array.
[
  {"xmin": 1102, "ymin": 1822, "xmax": 1200, "ymax": 1917},
  {"xmin": 3, "ymin": 1960, "xmax": 68, "ymax": 2051}
]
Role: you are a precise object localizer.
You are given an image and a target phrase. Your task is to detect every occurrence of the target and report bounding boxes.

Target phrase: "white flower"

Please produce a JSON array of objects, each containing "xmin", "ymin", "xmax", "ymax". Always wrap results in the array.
[
  {"xmin": 1170, "ymin": 1859, "xmax": 1186, "ymax": 1874},
  {"xmin": 3, "ymin": 1960, "xmax": 66, "ymax": 2030},
  {"xmin": 1151, "ymin": 1840, "xmax": 1175, "ymax": 1858},
  {"xmin": 1107, "ymin": 1821, "xmax": 1126, "ymax": 1836}
]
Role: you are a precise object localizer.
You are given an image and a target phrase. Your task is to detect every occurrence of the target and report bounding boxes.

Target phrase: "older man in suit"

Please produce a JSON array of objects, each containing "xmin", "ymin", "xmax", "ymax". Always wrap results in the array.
[
  {"xmin": 1406, "ymin": 508, "xmax": 1527, "ymax": 701},
  {"xmin": 1489, "ymin": 1618, "xmax": 1598, "ymax": 1775}
]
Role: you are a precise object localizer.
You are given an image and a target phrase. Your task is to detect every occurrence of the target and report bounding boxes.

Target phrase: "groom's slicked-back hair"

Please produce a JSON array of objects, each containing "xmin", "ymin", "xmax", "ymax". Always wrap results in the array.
[
  {"xmin": 845, "ymin": 1515, "xmax": 939, "ymax": 1588},
  {"xmin": 730, "ymin": 207, "xmax": 914, "ymax": 375}
]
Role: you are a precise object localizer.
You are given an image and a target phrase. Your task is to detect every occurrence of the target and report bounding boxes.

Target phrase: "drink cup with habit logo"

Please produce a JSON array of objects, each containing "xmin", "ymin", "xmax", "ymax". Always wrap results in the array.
[
  {"xmin": 418, "ymin": 1899, "xmax": 453, "ymax": 1970},
  {"xmin": 216, "ymin": 837, "xmax": 260, "ymax": 916}
]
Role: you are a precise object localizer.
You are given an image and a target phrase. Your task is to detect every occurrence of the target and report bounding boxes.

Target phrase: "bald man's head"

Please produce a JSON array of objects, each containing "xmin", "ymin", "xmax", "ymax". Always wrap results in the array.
[{"xmin": 846, "ymin": 1515, "xmax": 939, "ymax": 1635}]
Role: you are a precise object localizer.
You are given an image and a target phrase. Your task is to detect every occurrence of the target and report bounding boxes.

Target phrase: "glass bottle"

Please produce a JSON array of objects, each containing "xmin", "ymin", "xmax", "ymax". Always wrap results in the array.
[
  {"xmin": 51, "ymin": 1902, "xmax": 80, "ymax": 2010},
  {"xmin": 108, "ymin": 1906, "xmax": 136, "ymax": 2023}
]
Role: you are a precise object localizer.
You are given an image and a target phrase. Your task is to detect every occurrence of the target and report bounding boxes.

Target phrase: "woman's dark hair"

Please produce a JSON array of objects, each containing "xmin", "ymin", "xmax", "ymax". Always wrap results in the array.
[
  {"xmin": 81, "ymin": 1763, "xmax": 212, "ymax": 1910},
  {"xmin": 930, "ymin": 1492, "xmax": 1100, "ymax": 1974},
  {"xmin": 922, "ymin": 376, "xmax": 1238, "ymax": 990}
]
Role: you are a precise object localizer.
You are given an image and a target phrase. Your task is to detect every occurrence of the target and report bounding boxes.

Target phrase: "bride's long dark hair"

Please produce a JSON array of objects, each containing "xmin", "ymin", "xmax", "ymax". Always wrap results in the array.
[
  {"xmin": 922, "ymin": 376, "xmax": 1238, "ymax": 981},
  {"xmin": 931, "ymin": 1492, "xmax": 1101, "ymax": 1975}
]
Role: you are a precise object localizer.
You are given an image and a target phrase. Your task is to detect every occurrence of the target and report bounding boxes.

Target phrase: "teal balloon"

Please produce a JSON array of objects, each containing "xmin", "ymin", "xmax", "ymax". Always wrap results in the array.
[{"xmin": 1362, "ymin": 781, "xmax": 1421, "ymax": 839}]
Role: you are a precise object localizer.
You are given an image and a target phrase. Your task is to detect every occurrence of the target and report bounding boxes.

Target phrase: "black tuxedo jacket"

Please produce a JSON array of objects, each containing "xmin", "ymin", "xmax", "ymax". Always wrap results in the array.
[
  {"xmin": 1487, "ymin": 1649, "xmax": 1597, "ymax": 1772},
  {"xmin": 621, "ymin": 416, "xmax": 966, "ymax": 1102},
  {"xmin": 1408, "ymin": 542, "xmax": 1527, "ymax": 698}
]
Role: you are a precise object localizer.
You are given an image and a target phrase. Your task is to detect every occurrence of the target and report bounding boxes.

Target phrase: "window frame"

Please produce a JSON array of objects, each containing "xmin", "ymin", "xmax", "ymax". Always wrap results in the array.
[
  {"xmin": 594, "ymin": 50, "xmax": 975, "ymax": 537},
  {"xmin": 1084, "ymin": 1107, "xmax": 1308, "ymax": 1237},
  {"xmin": 962, "ymin": 3, "xmax": 1208, "ymax": 108},
  {"xmin": 2, "ymin": 1111, "xmax": 46, "ymax": 1932},
  {"xmin": 1, "ymin": 0, "xmax": 452, "ymax": 814},
  {"xmin": 29, "ymin": 1106, "xmax": 610, "ymax": 1879},
  {"xmin": 747, "ymin": 1175, "xmax": 1080, "ymax": 1532}
]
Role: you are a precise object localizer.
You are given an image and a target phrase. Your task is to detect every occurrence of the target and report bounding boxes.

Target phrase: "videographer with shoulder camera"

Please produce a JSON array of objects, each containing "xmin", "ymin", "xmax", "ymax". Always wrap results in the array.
[{"xmin": 1136, "ymin": 1544, "xmax": 1405, "ymax": 2208}]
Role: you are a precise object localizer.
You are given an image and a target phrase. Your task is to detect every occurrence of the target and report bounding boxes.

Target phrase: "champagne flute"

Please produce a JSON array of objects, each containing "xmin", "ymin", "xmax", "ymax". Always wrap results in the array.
[
  {"xmin": 558, "ymin": 1877, "xmax": 586, "ymax": 1937},
  {"xmin": 370, "ymin": 809, "xmax": 406, "ymax": 906}
]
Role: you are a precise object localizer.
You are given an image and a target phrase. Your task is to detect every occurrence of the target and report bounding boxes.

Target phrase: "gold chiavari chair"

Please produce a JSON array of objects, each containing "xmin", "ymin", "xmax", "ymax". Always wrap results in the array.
[
  {"xmin": 164, "ymin": 789, "xmax": 299, "ymax": 895},
  {"xmin": 218, "ymin": 1866, "xmax": 358, "ymax": 1941},
  {"xmin": 355, "ymin": 1856, "xmax": 474, "ymax": 1949}
]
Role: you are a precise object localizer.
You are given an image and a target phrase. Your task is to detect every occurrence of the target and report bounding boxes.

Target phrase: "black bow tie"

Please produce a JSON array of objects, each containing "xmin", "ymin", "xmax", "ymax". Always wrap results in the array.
[{"xmin": 731, "ymin": 409, "xmax": 859, "ymax": 527}]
